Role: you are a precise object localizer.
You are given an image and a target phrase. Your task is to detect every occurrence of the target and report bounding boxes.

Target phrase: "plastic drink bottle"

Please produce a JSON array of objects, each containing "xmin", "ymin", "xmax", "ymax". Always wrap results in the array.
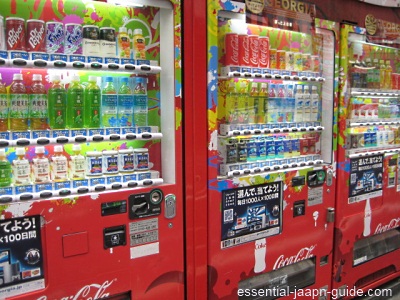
[
  {"xmin": 32, "ymin": 146, "xmax": 50, "ymax": 183},
  {"xmin": 259, "ymin": 83, "xmax": 268, "ymax": 124},
  {"xmin": 385, "ymin": 60, "xmax": 392, "ymax": 89},
  {"xmin": 132, "ymin": 28, "xmax": 146, "ymax": 59},
  {"xmin": 0, "ymin": 74, "xmax": 8, "ymax": 131},
  {"xmin": 10, "ymin": 73, "xmax": 29, "ymax": 131},
  {"xmin": 84, "ymin": 76, "xmax": 101, "ymax": 128},
  {"xmin": 310, "ymin": 85, "xmax": 320, "ymax": 122},
  {"xmin": 254, "ymin": 238, "xmax": 266, "ymax": 273},
  {"xmin": 294, "ymin": 85, "xmax": 303, "ymax": 123},
  {"xmin": 302, "ymin": 85, "xmax": 311, "ymax": 122},
  {"xmin": 133, "ymin": 77, "xmax": 148, "ymax": 126},
  {"xmin": 286, "ymin": 84, "xmax": 295, "ymax": 122},
  {"xmin": 277, "ymin": 84, "xmax": 286, "ymax": 123},
  {"xmin": 101, "ymin": 77, "xmax": 118, "ymax": 127},
  {"xmin": 69, "ymin": 144, "xmax": 85, "ymax": 179},
  {"xmin": 379, "ymin": 59, "xmax": 386, "ymax": 89},
  {"xmin": 0, "ymin": 149, "xmax": 11, "ymax": 187},
  {"xmin": 226, "ymin": 81, "xmax": 238, "ymax": 124},
  {"xmin": 363, "ymin": 198, "xmax": 371, "ymax": 237},
  {"xmin": 12, "ymin": 148, "xmax": 30, "ymax": 185},
  {"xmin": 117, "ymin": 27, "xmax": 131, "ymax": 58},
  {"xmin": 237, "ymin": 81, "xmax": 248, "ymax": 124},
  {"xmin": 268, "ymin": 84, "xmax": 278, "ymax": 123},
  {"xmin": 48, "ymin": 75, "xmax": 66, "ymax": 129},
  {"xmin": 248, "ymin": 82, "xmax": 258, "ymax": 124},
  {"xmin": 118, "ymin": 77, "xmax": 134, "ymax": 127},
  {"xmin": 30, "ymin": 74, "xmax": 48, "ymax": 130},
  {"xmin": 66, "ymin": 75, "xmax": 84, "ymax": 129},
  {"xmin": 51, "ymin": 145, "xmax": 68, "ymax": 181},
  {"xmin": 373, "ymin": 59, "xmax": 380, "ymax": 89}
]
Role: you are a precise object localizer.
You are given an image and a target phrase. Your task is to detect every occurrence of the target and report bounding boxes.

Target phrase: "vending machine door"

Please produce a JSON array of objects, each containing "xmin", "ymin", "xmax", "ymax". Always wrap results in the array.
[{"xmin": 0, "ymin": 0, "xmax": 184, "ymax": 299}]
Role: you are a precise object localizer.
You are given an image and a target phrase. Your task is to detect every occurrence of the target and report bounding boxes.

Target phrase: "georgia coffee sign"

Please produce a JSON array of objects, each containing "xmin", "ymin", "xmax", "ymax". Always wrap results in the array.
[
  {"xmin": 365, "ymin": 14, "xmax": 400, "ymax": 45},
  {"xmin": 359, "ymin": 0, "xmax": 400, "ymax": 7}
]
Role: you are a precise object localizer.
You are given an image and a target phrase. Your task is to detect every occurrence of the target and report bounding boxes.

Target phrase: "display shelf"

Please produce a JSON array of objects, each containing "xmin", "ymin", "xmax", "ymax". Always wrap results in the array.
[
  {"xmin": 347, "ymin": 119, "xmax": 400, "ymax": 127},
  {"xmin": 351, "ymin": 88, "xmax": 399, "ymax": 97},
  {"xmin": 219, "ymin": 124, "xmax": 324, "ymax": 137},
  {"xmin": 347, "ymin": 146, "xmax": 400, "ymax": 158},
  {"xmin": 220, "ymin": 72, "xmax": 325, "ymax": 82}
]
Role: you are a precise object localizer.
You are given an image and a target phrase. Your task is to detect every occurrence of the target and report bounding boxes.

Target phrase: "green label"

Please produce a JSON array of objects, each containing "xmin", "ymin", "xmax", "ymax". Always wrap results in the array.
[
  {"xmin": 29, "ymin": 94, "xmax": 48, "ymax": 118},
  {"xmin": 0, "ymin": 94, "xmax": 8, "ymax": 119},
  {"xmin": 10, "ymin": 94, "xmax": 29, "ymax": 118}
]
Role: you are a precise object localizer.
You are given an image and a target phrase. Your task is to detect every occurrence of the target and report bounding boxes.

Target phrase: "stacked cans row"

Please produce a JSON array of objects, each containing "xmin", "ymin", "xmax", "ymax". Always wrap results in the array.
[
  {"xmin": 0, "ymin": 17, "xmax": 116, "ymax": 57},
  {"xmin": 224, "ymin": 32, "xmax": 320, "ymax": 72},
  {"xmin": 223, "ymin": 133, "xmax": 319, "ymax": 164},
  {"xmin": 350, "ymin": 97, "xmax": 400, "ymax": 120},
  {"xmin": 349, "ymin": 128, "xmax": 399, "ymax": 149}
]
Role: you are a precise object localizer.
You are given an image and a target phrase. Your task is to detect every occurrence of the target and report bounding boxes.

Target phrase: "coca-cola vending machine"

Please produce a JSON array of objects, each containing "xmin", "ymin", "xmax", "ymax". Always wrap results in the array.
[
  {"xmin": 0, "ymin": 0, "xmax": 184, "ymax": 299},
  {"xmin": 333, "ymin": 21, "xmax": 400, "ymax": 298},
  {"xmin": 201, "ymin": 0, "xmax": 339, "ymax": 298}
]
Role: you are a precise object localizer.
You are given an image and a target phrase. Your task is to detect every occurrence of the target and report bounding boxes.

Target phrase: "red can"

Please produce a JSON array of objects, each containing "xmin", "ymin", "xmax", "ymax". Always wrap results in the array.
[
  {"xmin": 248, "ymin": 35, "xmax": 259, "ymax": 68},
  {"xmin": 6, "ymin": 17, "xmax": 26, "ymax": 51},
  {"xmin": 391, "ymin": 73, "xmax": 399, "ymax": 90},
  {"xmin": 26, "ymin": 19, "xmax": 46, "ymax": 52},
  {"xmin": 259, "ymin": 36, "xmax": 270, "ymax": 68},
  {"xmin": 224, "ymin": 33, "xmax": 239, "ymax": 66},
  {"xmin": 238, "ymin": 34, "xmax": 250, "ymax": 67}
]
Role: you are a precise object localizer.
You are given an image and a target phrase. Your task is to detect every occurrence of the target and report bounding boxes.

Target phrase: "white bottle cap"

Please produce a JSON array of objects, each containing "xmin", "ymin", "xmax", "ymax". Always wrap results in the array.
[
  {"xmin": 51, "ymin": 74, "xmax": 61, "ymax": 82},
  {"xmin": 16, "ymin": 148, "xmax": 26, "ymax": 156},
  {"xmin": 119, "ymin": 27, "xmax": 127, "ymax": 33},
  {"xmin": 133, "ymin": 29, "xmax": 142, "ymax": 35},
  {"xmin": 72, "ymin": 75, "xmax": 80, "ymax": 82},
  {"xmin": 13, "ymin": 74, "xmax": 23, "ymax": 80},
  {"xmin": 88, "ymin": 76, "xmax": 97, "ymax": 82},
  {"xmin": 54, "ymin": 145, "xmax": 63, "ymax": 153},
  {"xmin": 240, "ymin": 81, "xmax": 246, "ymax": 88},
  {"xmin": 72, "ymin": 144, "xmax": 81, "ymax": 152},
  {"xmin": 35, "ymin": 146, "xmax": 45, "ymax": 154},
  {"xmin": 312, "ymin": 85, "xmax": 317, "ymax": 90},
  {"xmin": 0, "ymin": 149, "xmax": 5, "ymax": 156},
  {"xmin": 32, "ymin": 74, "xmax": 42, "ymax": 81},
  {"xmin": 252, "ymin": 82, "xmax": 257, "ymax": 88},
  {"xmin": 0, "ymin": 74, "xmax": 2, "ymax": 81},
  {"xmin": 261, "ymin": 83, "xmax": 267, "ymax": 88},
  {"xmin": 304, "ymin": 85, "xmax": 309, "ymax": 90}
]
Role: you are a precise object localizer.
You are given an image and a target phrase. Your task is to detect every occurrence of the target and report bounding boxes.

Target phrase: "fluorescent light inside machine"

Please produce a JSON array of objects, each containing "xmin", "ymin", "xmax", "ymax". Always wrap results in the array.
[
  {"xmin": 107, "ymin": 0, "xmax": 172, "ymax": 9},
  {"xmin": 107, "ymin": 0, "xmax": 144, "ymax": 7}
]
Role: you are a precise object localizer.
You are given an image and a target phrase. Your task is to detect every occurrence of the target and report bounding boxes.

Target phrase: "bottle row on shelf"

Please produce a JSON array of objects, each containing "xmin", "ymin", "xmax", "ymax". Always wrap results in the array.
[
  {"xmin": 0, "ymin": 16, "xmax": 153, "ymax": 64},
  {"xmin": 0, "ymin": 144, "xmax": 156, "ymax": 196},
  {"xmin": 349, "ymin": 96, "xmax": 399, "ymax": 120},
  {"xmin": 222, "ymin": 80, "xmax": 322, "ymax": 127},
  {"xmin": 219, "ymin": 132, "xmax": 320, "ymax": 165},
  {"xmin": 349, "ymin": 126, "xmax": 400, "ymax": 149},
  {"xmin": 0, "ymin": 73, "xmax": 150, "ymax": 133}
]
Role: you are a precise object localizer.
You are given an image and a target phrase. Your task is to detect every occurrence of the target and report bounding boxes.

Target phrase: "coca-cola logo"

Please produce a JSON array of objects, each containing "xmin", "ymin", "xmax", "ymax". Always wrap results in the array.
[
  {"xmin": 255, "ymin": 240, "xmax": 266, "ymax": 249},
  {"xmin": 273, "ymin": 245, "xmax": 316, "ymax": 270},
  {"xmin": 242, "ymin": 38, "xmax": 250, "ymax": 64},
  {"xmin": 230, "ymin": 38, "xmax": 239, "ymax": 64},
  {"xmin": 249, "ymin": 38, "xmax": 259, "ymax": 65},
  {"xmin": 259, "ymin": 39, "xmax": 269, "ymax": 66},
  {"xmin": 29, "ymin": 25, "xmax": 45, "ymax": 48},
  {"xmin": 375, "ymin": 217, "xmax": 400, "ymax": 234},
  {"xmin": 7, "ymin": 24, "xmax": 24, "ymax": 48},
  {"xmin": 36, "ymin": 280, "xmax": 114, "ymax": 300}
]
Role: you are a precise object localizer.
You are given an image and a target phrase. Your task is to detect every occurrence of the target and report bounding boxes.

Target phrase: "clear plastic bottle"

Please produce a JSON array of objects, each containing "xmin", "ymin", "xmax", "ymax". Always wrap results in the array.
[
  {"xmin": 69, "ymin": 144, "xmax": 85, "ymax": 179},
  {"xmin": 84, "ymin": 76, "xmax": 101, "ymax": 128},
  {"xmin": 373, "ymin": 59, "xmax": 380, "ymax": 89},
  {"xmin": 133, "ymin": 77, "xmax": 148, "ymax": 126},
  {"xmin": 101, "ymin": 77, "xmax": 118, "ymax": 127},
  {"xmin": 10, "ymin": 73, "xmax": 29, "ymax": 131},
  {"xmin": 302, "ymin": 85, "xmax": 311, "ymax": 122},
  {"xmin": 237, "ymin": 81, "xmax": 248, "ymax": 124},
  {"xmin": 132, "ymin": 28, "xmax": 146, "ymax": 59},
  {"xmin": 248, "ymin": 82, "xmax": 258, "ymax": 124},
  {"xmin": 385, "ymin": 60, "xmax": 392, "ymax": 90},
  {"xmin": 379, "ymin": 59, "xmax": 386, "ymax": 89},
  {"xmin": 286, "ymin": 84, "xmax": 295, "ymax": 123},
  {"xmin": 30, "ymin": 74, "xmax": 48, "ymax": 130},
  {"xmin": 277, "ymin": 84, "xmax": 286, "ymax": 123},
  {"xmin": 226, "ymin": 81, "xmax": 238, "ymax": 124},
  {"xmin": 268, "ymin": 84, "xmax": 278, "ymax": 124},
  {"xmin": 32, "ymin": 146, "xmax": 50, "ymax": 183},
  {"xmin": 51, "ymin": 145, "xmax": 68, "ymax": 181},
  {"xmin": 48, "ymin": 75, "xmax": 66, "ymax": 129},
  {"xmin": 0, "ymin": 74, "xmax": 8, "ymax": 131},
  {"xmin": 12, "ymin": 148, "xmax": 30, "ymax": 185},
  {"xmin": 118, "ymin": 77, "xmax": 134, "ymax": 127},
  {"xmin": 0, "ymin": 149, "xmax": 11, "ymax": 187},
  {"xmin": 259, "ymin": 83, "xmax": 268, "ymax": 124},
  {"xmin": 310, "ymin": 85, "xmax": 320, "ymax": 122},
  {"xmin": 66, "ymin": 75, "xmax": 84, "ymax": 129},
  {"xmin": 294, "ymin": 85, "xmax": 304, "ymax": 123},
  {"xmin": 117, "ymin": 27, "xmax": 131, "ymax": 58}
]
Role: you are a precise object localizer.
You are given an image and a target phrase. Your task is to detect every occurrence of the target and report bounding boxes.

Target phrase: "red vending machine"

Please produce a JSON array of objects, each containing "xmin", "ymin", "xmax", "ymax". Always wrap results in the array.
[
  {"xmin": 204, "ymin": 0, "xmax": 339, "ymax": 299},
  {"xmin": 333, "ymin": 20, "xmax": 400, "ymax": 298},
  {"xmin": 0, "ymin": 0, "xmax": 184, "ymax": 299}
]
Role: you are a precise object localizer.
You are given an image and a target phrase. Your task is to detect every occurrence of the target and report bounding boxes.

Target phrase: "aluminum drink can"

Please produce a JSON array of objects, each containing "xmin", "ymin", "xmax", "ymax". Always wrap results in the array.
[
  {"xmin": 134, "ymin": 148, "xmax": 149, "ymax": 171},
  {"xmin": 302, "ymin": 53, "xmax": 311, "ymax": 71},
  {"xmin": 0, "ymin": 16, "xmax": 7, "ymax": 50},
  {"xmin": 46, "ymin": 21, "xmax": 64, "ymax": 54},
  {"xmin": 224, "ymin": 33, "xmax": 239, "ymax": 66},
  {"xmin": 285, "ymin": 51, "xmax": 294, "ymax": 71},
  {"xmin": 248, "ymin": 35, "xmax": 259, "ymax": 68},
  {"xmin": 269, "ymin": 48, "xmax": 277, "ymax": 69},
  {"xmin": 26, "ymin": 19, "xmax": 46, "ymax": 52},
  {"xmin": 238, "ymin": 34, "xmax": 250, "ymax": 67},
  {"xmin": 82, "ymin": 25, "xmax": 100, "ymax": 56},
  {"xmin": 6, "ymin": 17, "xmax": 26, "ymax": 51},
  {"xmin": 391, "ymin": 73, "xmax": 399, "ymax": 90},
  {"xmin": 294, "ymin": 52, "xmax": 303, "ymax": 71},
  {"xmin": 100, "ymin": 27, "xmax": 116, "ymax": 57},
  {"xmin": 258, "ymin": 36, "xmax": 269, "ymax": 68},
  {"xmin": 311, "ymin": 55, "xmax": 320, "ymax": 74},
  {"xmin": 64, "ymin": 23, "xmax": 83, "ymax": 55},
  {"xmin": 277, "ymin": 50, "xmax": 286, "ymax": 70}
]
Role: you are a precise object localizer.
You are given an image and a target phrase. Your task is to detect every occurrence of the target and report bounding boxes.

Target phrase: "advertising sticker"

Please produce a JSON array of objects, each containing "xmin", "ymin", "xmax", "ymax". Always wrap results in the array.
[{"xmin": 221, "ymin": 182, "xmax": 282, "ymax": 249}]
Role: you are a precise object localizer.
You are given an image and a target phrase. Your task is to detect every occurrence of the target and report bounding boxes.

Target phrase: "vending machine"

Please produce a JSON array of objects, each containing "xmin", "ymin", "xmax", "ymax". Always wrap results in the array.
[
  {"xmin": 333, "ymin": 22, "xmax": 400, "ymax": 297},
  {"xmin": 204, "ymin": 0, "xmax": 339, "ymax": 299},
  {"xmin": 0, "ymin": 0, "xmax": 184, "ymax": 299}
]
